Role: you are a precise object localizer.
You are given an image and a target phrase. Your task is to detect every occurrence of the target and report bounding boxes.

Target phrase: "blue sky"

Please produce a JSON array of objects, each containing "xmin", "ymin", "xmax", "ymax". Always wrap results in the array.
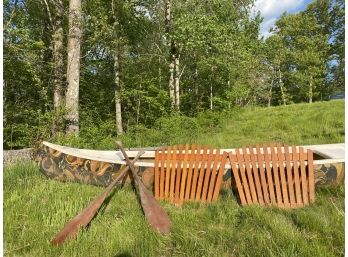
[{"xmin": 251, "ymin": 0, "xmax": 314, "ymax": 38}]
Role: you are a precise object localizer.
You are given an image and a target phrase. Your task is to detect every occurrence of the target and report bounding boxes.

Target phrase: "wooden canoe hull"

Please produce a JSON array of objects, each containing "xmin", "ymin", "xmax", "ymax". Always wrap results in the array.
[{"xmin": 36, "ymin": 142, "xmax": 344, "ymax": 189}]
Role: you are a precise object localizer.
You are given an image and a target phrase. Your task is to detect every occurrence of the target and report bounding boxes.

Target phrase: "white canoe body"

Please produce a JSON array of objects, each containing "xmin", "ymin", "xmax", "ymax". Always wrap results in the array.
[{"xmin": 37, "ymin": 141, "xmax": 345, "ymax": 188}]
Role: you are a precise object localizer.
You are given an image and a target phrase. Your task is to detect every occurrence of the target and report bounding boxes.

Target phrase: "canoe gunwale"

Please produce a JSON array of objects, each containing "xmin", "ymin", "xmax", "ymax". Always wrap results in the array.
[{"xmin": 42, "ymin": 141, "xmax": 344, "ymax": 169}]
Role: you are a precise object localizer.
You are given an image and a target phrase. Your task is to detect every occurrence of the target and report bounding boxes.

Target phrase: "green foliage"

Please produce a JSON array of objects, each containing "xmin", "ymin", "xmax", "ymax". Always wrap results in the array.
[
  {"xmin": 3, "ymin": 0, "xmax": 345, "ymax": 149},
  {"xmin": 43, "ymin": 100, "xmax": 344, "ymax": 151}
]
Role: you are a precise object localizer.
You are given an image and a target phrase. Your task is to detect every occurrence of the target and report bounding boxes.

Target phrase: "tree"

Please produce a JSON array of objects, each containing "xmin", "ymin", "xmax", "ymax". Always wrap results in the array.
[
  {"xmin": 265, "ymin": 35, "xmax": 290, "ymax": 105},
  {"xmin": 65, "ymin": 0, "xmax": 82, "ymax": 134},
  {"xmin": 42, "ymin": 0, "xmax": 66, "ymax": 133},
  {"xmin": 273, "ymin": 11, "xmax": 329, "ymax": 103},
  {"xmin": 112, "ymin": 0, "xmax": 123, "ymax": 135}
]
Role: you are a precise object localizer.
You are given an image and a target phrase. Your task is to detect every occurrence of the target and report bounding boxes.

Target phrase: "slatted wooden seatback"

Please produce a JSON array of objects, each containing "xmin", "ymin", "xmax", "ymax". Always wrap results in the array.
[
  {"xmin": 228, "ymin": 144, "xmax": 315, "ymax": 208},
  {"xmin": 154, "ymin": 145, "xmax": 228, "ymax": 205}
]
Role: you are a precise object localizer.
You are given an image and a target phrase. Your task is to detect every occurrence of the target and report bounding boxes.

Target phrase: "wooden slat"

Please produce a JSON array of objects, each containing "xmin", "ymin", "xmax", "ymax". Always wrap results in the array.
[
  {"xmin": 174, "ymin": 145, "xmax": 183, "ymax": 204},
  {"xmin": 164, "ymin": 146, "xmax": 172, "ymax": 198},
  {"xmin": 255, "ymin": 144, "xmax": 270, "ymax": 205},
  {"xmin": 190, "ymin": 145, "xmax": 203, "ymax": 200},
  {"xmin": 307, "ymin": 149, "xmax": 315, "ymax": 203},
  {"xmin": 277, "ymin": 144, "xmax": 289, "ymax": 208},
  {"xmin": 263, "ymin": 145, "xmax": 276, "ymax": 205},
  {"xmin": 169, "ymin": 145, "xmax": 177, "ymax": 203},
  {"xmin": 179, "ymin": 144, "xmax": 190, "ymax": 204},
  {"xmin": 229, "ymin": 153, "xmax": 247, "ymax": 205},
  {"xmin": 249, "ymin": 146, "xmax": 264, "ymax": 205},
  {"xmin": 206, "ymin": 153, "xmax": 221, "ymax": 202},
  {"xmin": 299, "ymin": 147, "xmax": 308, "ymax": 205},
  {"xmin": 212, "ymin": 152, "xmax": 228, "ymax": 201},
  {"xmin": 154, "ymin": 150, "xmax": 160, "ymax": 198},
  {"xmin": 159, "ymin": 147, "xmax": 166, "ymax": 200},
  {"xmin": 242, "ymin": 147, "xmax": 258, "ymax": 205},
  {"xmin": 236, "ymin": 149, "xmax": 253, "ymax": 205},
  {"xmin": 201, "ymin": 148, "xmax": 215, "ymax": 202},
  {"xmin": 284, "ymin": 145, "xmax": 296, "ymax": 208},
  {"xmin": 184, "ymin": 145, "xmax": 196, "ymax": 200},
  {"xmin": 195, "ymin": 147, "xmax": 209, "ymax": 201},
  {"xmin": 270, "ymin": 144, "xmax": 283, "ymax": 207},
  {"xmin": 292, "ymin": 145, "xmax": 303, "ymax": 207}
]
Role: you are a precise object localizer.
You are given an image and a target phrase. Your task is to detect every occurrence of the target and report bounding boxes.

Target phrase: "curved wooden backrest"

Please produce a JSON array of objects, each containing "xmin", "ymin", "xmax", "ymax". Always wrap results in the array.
[
  {"xmin": 228, "ymin": 144, "xmax": 315, "ymax": 208},
  {"xmin": 154, "ymin": 145, "xmax": 228, "ymax": 205}
]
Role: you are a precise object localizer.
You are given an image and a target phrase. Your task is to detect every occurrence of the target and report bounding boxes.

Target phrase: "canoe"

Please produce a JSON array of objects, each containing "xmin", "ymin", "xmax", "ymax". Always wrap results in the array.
[{"xmin": 35, "ymin": 141, "xmax": 345, "ymax": 189}]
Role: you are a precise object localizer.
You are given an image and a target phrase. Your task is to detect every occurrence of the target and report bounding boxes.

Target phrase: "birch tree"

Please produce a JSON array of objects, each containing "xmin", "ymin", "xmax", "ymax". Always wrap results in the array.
[
  {"xmin": 42, "ymin": 0, "xmax": 65, "ymax": 132},
  {"xmin": 112, "ymin": 0, "xmax": 123, "ymax": 135},
  {"xmin": 65, "ymin": 0, "xmax": 82, "ymax": 134}
]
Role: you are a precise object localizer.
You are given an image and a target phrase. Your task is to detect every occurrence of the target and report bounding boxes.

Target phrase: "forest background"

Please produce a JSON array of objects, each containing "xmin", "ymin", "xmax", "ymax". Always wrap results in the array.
[{"xmin": 3, "ymin": 0, "xmax": 345, "ymax": 150}]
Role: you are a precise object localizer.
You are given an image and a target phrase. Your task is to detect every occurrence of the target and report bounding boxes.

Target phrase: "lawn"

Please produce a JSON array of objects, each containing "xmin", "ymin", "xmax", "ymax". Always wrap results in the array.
[{"xmin": 4, "ymin": 101, "xmax": 345, "ymax": 256}]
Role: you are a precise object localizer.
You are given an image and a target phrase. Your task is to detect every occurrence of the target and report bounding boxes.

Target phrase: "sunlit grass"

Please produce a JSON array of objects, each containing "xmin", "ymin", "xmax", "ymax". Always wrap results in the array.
[
  {"xmin": 197, "ymin": 100, "xmax": 344, "ymax": 148},
  {"xmin": 4, "ymin": 161, "xmax": 344, "ymax": 257}
]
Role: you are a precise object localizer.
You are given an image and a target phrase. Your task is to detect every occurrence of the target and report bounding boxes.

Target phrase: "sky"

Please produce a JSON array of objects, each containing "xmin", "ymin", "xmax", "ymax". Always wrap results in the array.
[{"xmin": 251, "ymin": 0, "xmax": 314, "ymax": 38}]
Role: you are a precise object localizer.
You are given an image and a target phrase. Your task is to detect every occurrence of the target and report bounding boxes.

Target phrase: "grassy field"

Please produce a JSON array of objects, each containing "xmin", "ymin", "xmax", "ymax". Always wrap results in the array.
[
  {"xmin": 195, "ymin": 100, "xmax": 345, "ymax": 148},
  {"xmin": 4, "ymin": 101, "xmax": 345, "ymax": 256}
]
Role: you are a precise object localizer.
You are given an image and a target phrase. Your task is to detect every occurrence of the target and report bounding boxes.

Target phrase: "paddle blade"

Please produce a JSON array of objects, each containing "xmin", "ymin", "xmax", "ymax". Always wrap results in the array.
[
  {"xmin": 51, "ymin": 190, "xmax": 109, "ymax": 245},
  {"xmin": 138, "ymin": 181, "xmax": 171, "ymax": 234}
]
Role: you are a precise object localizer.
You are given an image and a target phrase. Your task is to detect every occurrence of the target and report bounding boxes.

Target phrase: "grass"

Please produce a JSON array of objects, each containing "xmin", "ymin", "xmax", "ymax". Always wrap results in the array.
[
  {"xmin": 4, "ymin": 101, "xmax": 345, "ymax": 256},
  {"xmin": 196, "ymin": 100, "xmax": 345, "ymax": 148}
]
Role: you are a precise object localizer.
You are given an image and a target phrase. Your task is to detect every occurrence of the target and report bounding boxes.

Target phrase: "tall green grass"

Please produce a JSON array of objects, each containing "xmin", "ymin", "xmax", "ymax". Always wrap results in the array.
[
  {"xmin": 198, "ymin": 100, "xmax": 344, "ymax": 148},
  {"xmin": 4, "ymin": 162, "xmax": 344, "ymax": 256}
]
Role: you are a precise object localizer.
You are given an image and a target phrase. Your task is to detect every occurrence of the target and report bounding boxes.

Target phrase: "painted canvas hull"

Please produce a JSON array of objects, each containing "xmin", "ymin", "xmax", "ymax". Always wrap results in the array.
[{"xmin": 35, "ymin": 142, "xmax": 345, "ymax": 189}]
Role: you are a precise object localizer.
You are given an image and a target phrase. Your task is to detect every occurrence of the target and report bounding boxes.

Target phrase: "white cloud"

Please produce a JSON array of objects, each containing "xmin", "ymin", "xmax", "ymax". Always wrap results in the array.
[{"xmin": 251, "ymin": 0, "xmax": 304, "ymax": 38}]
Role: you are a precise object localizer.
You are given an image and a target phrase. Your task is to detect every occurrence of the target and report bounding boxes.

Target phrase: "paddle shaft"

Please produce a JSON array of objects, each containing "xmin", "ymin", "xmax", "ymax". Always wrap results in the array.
[
  {"xmin": 116, "ymin": 142, "xmax": 171, "ymax": 234},
  {"xmin": 51, "ymin": 151, "xmax": 145, "ymax": 245}
]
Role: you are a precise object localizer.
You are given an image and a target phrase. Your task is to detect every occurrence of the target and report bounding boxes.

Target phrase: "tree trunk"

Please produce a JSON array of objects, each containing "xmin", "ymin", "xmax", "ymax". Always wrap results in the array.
[
  {"xmin": 210, "ymin": 66, "xmax": 214, "ymax": 111},
  {"xmin": 210, "ymin": 84, "xmax": 213, "ymax": 111},
  {"xmin": 309, "ymin": 77, "xmax": 313, "ymax": 103},
  {"xmin": 268, "ymin": 79, "xmax": 273, "ymax": 107},
  {"xmin": 168, "ymin": 53, "xmax": 175, "ymax": 108},
  {"xmin": 278, "ymin": 67, "xmax": 286, "ymax": 106},
  {"xmin": 227, "ymin": 80, "xmax": 231, "ymax": 109},
  {"xmin": 42, "ymin": 0, "xmax": 65, "ymax": 134},
  {"xmin": 165, "ymin": 0, "xmax": 175, "ymax": 108},
  {"xmin": 113, "ymin": 51, "xmax": 123, "ymax": 135},
  {"xmin": 112, "ymin": 0, "xmax": 123, "ymax": 135},
  {"xmin": 65, "ymin": 0, "xmax": 82, "ymax": 135},
  {"xmin": 174, "ymin": 54, "xmax": 180, "ymax": 110},
  {"xmin": 52, "ymin": 0, "xmax": 64, "ymax": 112}
]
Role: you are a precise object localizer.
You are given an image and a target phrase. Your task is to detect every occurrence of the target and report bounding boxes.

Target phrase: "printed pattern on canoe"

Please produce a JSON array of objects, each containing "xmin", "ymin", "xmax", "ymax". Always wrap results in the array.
[
  {"xmin": 228, "ymin": 144, "xmax": 315, "ymax": 208},
  {"xmin": 314, "ymin": 163, "xmax": 345, "ymax": 185},
  {"xmin": 37, "ymin": 144, "xmax": 153, "ymax": 187}
]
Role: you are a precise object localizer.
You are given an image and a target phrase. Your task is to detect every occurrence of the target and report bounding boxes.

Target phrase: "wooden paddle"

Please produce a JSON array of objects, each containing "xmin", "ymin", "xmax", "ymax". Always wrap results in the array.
[
  {"xmin": 116, "ymin": 141, "xmax": 171, "ymax": 234},
  {"xmin": 51, "ymin": 151, "xmax": 145, "ymax": 246}
]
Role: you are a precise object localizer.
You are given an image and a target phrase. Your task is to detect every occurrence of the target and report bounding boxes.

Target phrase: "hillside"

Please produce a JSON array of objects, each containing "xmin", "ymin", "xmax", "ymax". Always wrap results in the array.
[{"xmin": 197, "ymin": 100, "xmax": 345, "ymax": 148}]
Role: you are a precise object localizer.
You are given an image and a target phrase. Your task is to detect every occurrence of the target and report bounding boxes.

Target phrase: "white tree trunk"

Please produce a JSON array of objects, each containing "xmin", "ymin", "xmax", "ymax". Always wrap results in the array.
[
  {"xmin": 279, "ymin": 67, "xmax": 286, "ymax": 106},
  {"xmin": 65, "ymin": 0, "xmax": 82, "ymax": 134},
  {"xmin": 309, "ymin": 77, "xmax": 313, "ymax": 103},
  {"xmin": 52, "ymin": 0, "xmax": 64, "ymax": 111},
  {"xmin": 168, "ymin": 51, "xmax": 175, "ymax": 108},
  {"xmin": 268, "ymin": 79, "xmax": 273, "ymax": 107},
  {"xmin": 165, "ymin": 0, "xmax": 175, "ymax": 108},
  {"xmin": 114, "ymin": 51, "xmax": 123, "ymax": 135},
  {"xmin": 174, "ymin": 55, "xmax": 180, "ymax": 110},
  {"xmin": 112, "ymin": 0, "xmax": 123, "ymax": 135}
]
